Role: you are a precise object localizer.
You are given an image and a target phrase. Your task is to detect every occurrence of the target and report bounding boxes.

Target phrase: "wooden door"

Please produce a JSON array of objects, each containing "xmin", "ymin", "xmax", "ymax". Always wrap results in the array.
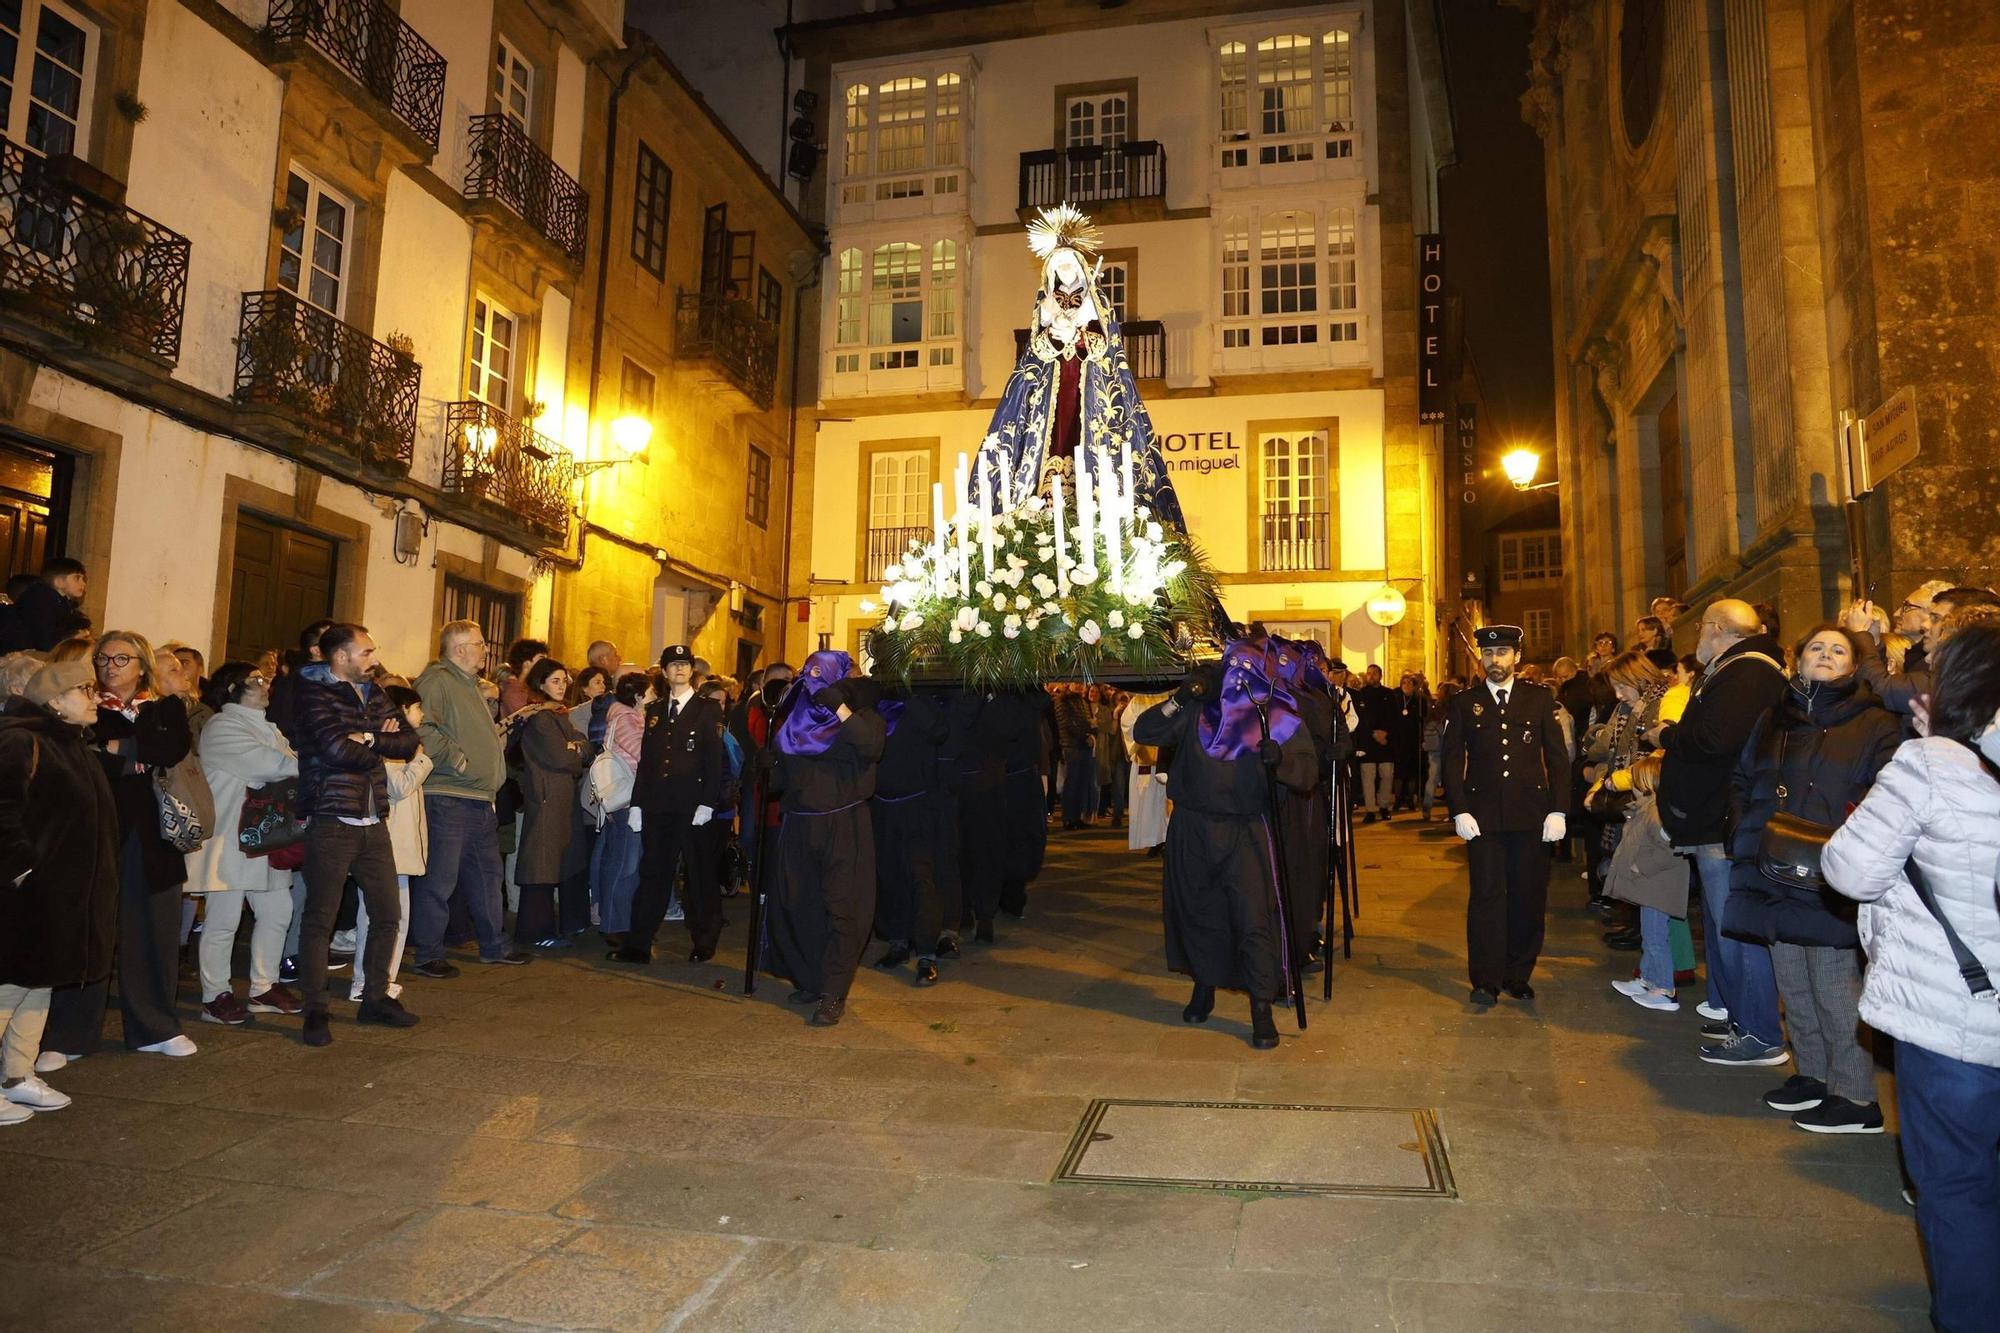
[
  {"xmin": 228, "ymin": 511, "xmax": 336, "ymax": 662},
  {"xmin": 0, "ymin": 437, "xmax": 67, "ymax": 584}
]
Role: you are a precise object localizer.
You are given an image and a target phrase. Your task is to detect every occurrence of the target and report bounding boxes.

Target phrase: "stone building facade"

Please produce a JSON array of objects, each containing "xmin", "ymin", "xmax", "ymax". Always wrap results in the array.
[{"xmin": 1522, "ymin": 0, "xmax": 2000, "ymax": 650}]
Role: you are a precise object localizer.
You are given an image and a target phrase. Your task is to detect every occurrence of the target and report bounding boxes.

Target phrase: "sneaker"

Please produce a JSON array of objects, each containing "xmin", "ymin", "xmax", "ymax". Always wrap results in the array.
[
  {"xmin": 0, "ymin": 1101, "xmax": 32, "ymax": 1127},
  {"xmin": 1610, "ymin": 977, "xmax": 1650, "ymax": 998},
  {"xmin": 201, "ymin": 992, "xmax": 250, "ymax": 1026},
  {"xmin": 664, "ymin": 904, "xmax": 686, "ymax": 922},
  {"xmin": 356, "ymin": 995, "xmax": 421, "ymax": 1028},
  {"xmin": 136, "ymin": 1035, "xmax": 198, "ymax": 1058},
  {"xmin": 1695, "ymin": 1000, "xmax": 1728, "ymax": 1022},
  {"xmin": 3, "ymin": 1075, "xmax": 71, "ymax": 1111},
  {"xmin": 1792, "ymin": 1096, "xmax": 1885, "ymax": 1134},
  {"xmin": 32, "ymin": 1051, "xmax": 77, "ymax": 1075},
  {"xmin": 348, "ymin": 981, "xmax": 404, "ymax": 1003},
  {"xmin": 1624, "ymin": 986, "xmax": 1680, "ymax": 1012},
  {"xmin": 330, "ymin": 929, "xmax": 357, "ymax": 955},
  {"xmin": 1698, "ymin": 1032, "xmax": 1789, "ymax": 1067},
  {"xmin": 1700, "ymin": 1019, "xmax": 1735, "ymax": 1041},
  {"xmin": 278, "ymin": 955, "xmax": 299, "ymax": 984},
  {"xmin": 247, "ymin": 985, "xmax": 302, "ymax": 1015},
  {"xmin": 1762, "ymin": 1074, "xmax": 1828, "ymax": 1112},
  {"xmin": 479, "ymin": 950, "xmax": 531, "ymax": 966},
  {"xmin": 1902, "ymin": 1186, "xmax": 1917, "ymax": 1207},
  {"xmin": 412, "ymin": 959, "xmax": 460, "ymax": 980}
]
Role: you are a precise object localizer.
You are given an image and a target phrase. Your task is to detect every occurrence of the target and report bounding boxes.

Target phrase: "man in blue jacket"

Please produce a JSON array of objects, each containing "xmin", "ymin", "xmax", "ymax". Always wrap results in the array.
[{"xmin": 293, "ymin": 624, "xmax": 422, "ymax": 1046}]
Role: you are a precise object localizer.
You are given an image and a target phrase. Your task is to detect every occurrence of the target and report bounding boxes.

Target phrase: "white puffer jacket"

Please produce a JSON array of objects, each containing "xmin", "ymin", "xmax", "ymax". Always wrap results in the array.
[{"xmin": 1823, "ymin": 737, "xmax": 2000, "ymax": 1067}]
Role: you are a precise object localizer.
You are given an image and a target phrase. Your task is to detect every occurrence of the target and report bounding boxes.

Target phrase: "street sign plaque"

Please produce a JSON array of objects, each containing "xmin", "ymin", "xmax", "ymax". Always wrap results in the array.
[{"xmin": 1859, "ymin": 386, "xmax": 1920, "ymax": 492}]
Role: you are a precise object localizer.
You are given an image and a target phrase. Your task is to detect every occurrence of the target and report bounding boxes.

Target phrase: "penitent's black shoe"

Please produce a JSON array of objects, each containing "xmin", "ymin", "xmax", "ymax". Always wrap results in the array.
[
  {"xmin": 1249, "ymin": 1000, "xmax": 1279, "ymax": 1050},
  {"xmin": 1183, "ymin": 983, "xmax": 1216, "ymax": 1024},
  {"xmin": 874, "ymin": 943, "xmax": 913, "ymax": 970},
  {"xmin": 787, "ymin": 988, "xmax": 823, "ymax": 1006},
  {"xmin": 933, "ymin": 935, "xmax": 962, "ymax": 961},
  {"xmin": 1501, "ymin": 982, "xmax": 1536, "ymax": 1001},
  {"xmin": 914, "ymin": 959, "xmax": 940, "ymax": 987},
  {"xmin": 809, "ymin": 998, "xmax": 846, "ymax": 1027},
  {"xmin": 687, "ymin": 948, "xmax": 715, "ymax": 964},
  {"xmin": 1469, "ymin": 987, "xmax": 1499, "ymax": 1007}
]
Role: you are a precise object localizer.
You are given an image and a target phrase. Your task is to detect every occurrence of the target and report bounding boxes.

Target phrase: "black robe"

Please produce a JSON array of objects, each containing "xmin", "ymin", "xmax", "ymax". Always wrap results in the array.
[
  {"xmin": 766, "ymin": 709, "xmax": 886, "ymax": 999},
  {"xmin": 1134, "ymin": 697, "xmax": 1317, "ymax": 999},
  {"xmin": 1278, "ymin": 689, "xmax": 1335, "ymax": 972},
  {"xmin": 871, "ymin": 693, "xmax": 955, "ymax": 950},
  {"xmin": 996, "ymin": 689, "xmax": 1051, "ymax": 913},
  {"xmin": 949, "ymin": 690, "xmax": 1013, "ymax": 925}
]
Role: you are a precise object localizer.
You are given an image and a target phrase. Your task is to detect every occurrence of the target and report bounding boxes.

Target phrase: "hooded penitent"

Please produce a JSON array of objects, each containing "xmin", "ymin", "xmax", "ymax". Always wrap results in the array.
[
  {"xmin": 1200, "ymin": 637, "xmax": 1302, "ymax": 760},
  {"xmin": 775, "ymin": 650, "xmax": 854, "ymax": 756}
]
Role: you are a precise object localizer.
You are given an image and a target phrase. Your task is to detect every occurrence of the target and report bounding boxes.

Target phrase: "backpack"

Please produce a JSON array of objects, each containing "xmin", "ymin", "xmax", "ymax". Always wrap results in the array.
[
  {"xmin": 155, "ymin": 750, "xmax": 216, "ymax": 853},
  {"xmin": 580, "ymin": 747, "xmax": 635, "ymax": 825}
]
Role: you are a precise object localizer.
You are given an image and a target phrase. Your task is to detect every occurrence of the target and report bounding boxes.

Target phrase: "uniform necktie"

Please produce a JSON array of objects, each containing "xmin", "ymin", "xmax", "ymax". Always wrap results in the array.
[
  {"xmin": 668, "ymin": 698, "xmax": 680, "ymax": 721},
  {"xmin": 1497, "ymin": 689, "xmax": 1509, "ymax": 708}
]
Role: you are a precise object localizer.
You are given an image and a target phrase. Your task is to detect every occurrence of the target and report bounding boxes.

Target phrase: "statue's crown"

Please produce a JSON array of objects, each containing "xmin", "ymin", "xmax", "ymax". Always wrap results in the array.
[{"xmin": 1027, "ymin": 203, "xmax": 1102, "ymax": 262}]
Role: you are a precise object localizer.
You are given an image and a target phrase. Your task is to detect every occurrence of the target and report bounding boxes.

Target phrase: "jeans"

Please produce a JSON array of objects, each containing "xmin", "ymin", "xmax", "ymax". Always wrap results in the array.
[
  {"xmin": 1358, "ymin": 761, "xmax": 1394, "ymax": 813},
  {"xmin": 591, "ymin": 816, "xmax": 642, "ymax": 933},
  {"xmin": 198, "ymin": 884, "xmax": 293, "ymax": 1000},
  {"xmin": 409, "ymin": 795, "xmax": 508, "ymax": 963},
  {"xmin": 300, "ymin": 819, "xmax": 401, "ymax": 1010},
  {"xmin": 1686, "ymin": 843, "xmax": 1780, "ymax": 1045},
  {"xmin": 1895, "ymin": 1039, "xmax": 2000, "ymax": 1332},
  {"xmin": 0, "ymin": 984, "xmax": 50, "ymax": 1081},
  {"xmin": 1638, "ymin": 906, "xmax": 1675, "ymax": 992},
  {"xmin": 1420, "ymin": 753, "xmax": 1442, "ymax": 817}
]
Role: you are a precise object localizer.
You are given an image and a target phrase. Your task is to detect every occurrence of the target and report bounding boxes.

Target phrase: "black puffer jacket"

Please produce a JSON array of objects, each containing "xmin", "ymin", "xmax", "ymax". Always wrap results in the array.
[
  {"xmin": 293, "ymin": 663, "xmax": 419, "ymax": 819},
  {"xmin": 0, "ymin": 704, "xmax": 119, "ymax": 987},
  {"xmin": 1726, "ymin": 675, "xmax": 1903, "ymax": 948},
  {"xmin": 1659, "ymin": 634, "xmax": 1790, "ymax": 845}
]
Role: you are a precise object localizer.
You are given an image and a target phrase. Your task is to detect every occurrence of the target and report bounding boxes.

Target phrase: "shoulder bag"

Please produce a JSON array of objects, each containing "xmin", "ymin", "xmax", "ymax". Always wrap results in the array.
[
  {"xmin": 155, "ymin": 752, "xmax": 216, "ymax": 853},
  {"xmin": 1757, "ymin": 730, "xmax": 1835, "ymax": 888},
  {"xmin": 238, "ymin": 777, "xmax": 307, "ymax": 858}
]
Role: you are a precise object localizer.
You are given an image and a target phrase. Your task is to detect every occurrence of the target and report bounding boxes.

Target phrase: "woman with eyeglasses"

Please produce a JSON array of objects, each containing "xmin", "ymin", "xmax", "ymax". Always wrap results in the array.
[
  {"xmin": 39, "ymin": 632, "xmax": 197, "ymax": 1067},
  {"xmin": 186, "ymin": 662, "xmax": 300, "ymax": 1026},
  {"xmin": 513, "ymin": 657, "xmax": 596, "ymax": 949}
]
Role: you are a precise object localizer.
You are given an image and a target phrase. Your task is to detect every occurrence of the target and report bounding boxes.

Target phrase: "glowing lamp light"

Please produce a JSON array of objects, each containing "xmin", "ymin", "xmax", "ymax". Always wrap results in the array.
[
  {"xmin": 1501, "ymin": 447, "xmax": 1541, "ymax": 490},
  {"xmin": 462, "ymin": 423, "xmax": 499, "ymax": 456},
  {"xmin": 1365, "ymin": 586, "xmax": 1408, "ymax": 628},
  {"xmin": 609, "ymin": 415, "xmax": 653, "ymax": 457}
]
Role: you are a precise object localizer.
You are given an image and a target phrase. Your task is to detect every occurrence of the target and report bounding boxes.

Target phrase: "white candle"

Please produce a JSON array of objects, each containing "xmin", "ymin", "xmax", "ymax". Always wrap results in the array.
[
  {"xmin": 932, "ymin": 481, "xmax": 948, "ymax": 595},
  {"xmin": 979, "ymin": 469, "xmax": 997, "ymax": 579},
  {"xmin": 996, "ymin": 458, "xmax": 1012, "ymax": 513},
  {"xmin": 1099, "ymin": 452, "xmax": 1123, "ymax": 595},
  {"xmin": 1121, "ymin": 441, "xmax": 1135, "ymax": 513},
  {"xmin": 1052, "ymin": 473, "xmax": 1069, "ymax": 597},
  {"xmin": 1077, "ymin": 458, "xmax": 1095, "ymax": 572}
]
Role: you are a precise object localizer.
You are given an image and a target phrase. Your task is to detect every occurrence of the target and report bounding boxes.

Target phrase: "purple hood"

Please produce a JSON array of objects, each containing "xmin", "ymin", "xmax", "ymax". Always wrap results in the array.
[
  {"xmin": 1200, "ymin": 636, "xmax": 1302, "ymax": 760},
  {"xmin": 775, "ymin": 650, "xmax": 854, "ymax": 756}
]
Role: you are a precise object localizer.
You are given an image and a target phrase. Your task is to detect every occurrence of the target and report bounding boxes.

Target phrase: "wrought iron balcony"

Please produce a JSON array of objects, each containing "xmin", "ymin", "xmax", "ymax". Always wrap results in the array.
[
  {"xmin": 1018, "ymin": 141, "xmax": 1166, "ymax": 213},
  {"xmin": 464, "ymin": 114, "xmax": 588, "ymax": 265},
  {"xmin": 265, "ymin": 0, "xmax": 447, "ymax": 150},
  {"xmin": 1261, "ymin": 509, "xmax": 1331, "ymax": 573},
  {"xmin": 233, "ymin": 289, "xmax": 420, "ymax": 474},
  {"xmin": 1011, "ymin": 318, "xmax": 1165, "ymax": 380},
  {"xmin": 442, "ymin": 400, "xmax": 573, "ymax": 544},
  {"xmin": 673, "ymin": 290, "xmax": 778, "ymax": 412},
  {"xmin": 0, "ymin": 139, "xmax": 189, "ymax": 364},
  {"xmin": 864, "ymin": 525, "xmax": 927, "ymax": 582}
]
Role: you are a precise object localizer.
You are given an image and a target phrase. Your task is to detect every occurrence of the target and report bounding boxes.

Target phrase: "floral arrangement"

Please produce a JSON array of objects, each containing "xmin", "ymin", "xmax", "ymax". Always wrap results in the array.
[{"xmin": 863, "ymin": 445, "xmax": 1219, "ymax": 689}]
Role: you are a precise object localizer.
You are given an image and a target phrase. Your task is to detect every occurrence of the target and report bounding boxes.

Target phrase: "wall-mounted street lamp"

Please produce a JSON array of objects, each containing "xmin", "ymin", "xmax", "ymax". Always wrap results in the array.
[
  {"xmin": 1365, "ymin": 586, "xmax": 1408, "ymax": 628},
  {"xmin": 1501, "ymin": 446, "xmax": 1559, "ymax": 493},
  {"xmin": 575, "ymin": 414, "xmax": 652, "ymax": 478}
]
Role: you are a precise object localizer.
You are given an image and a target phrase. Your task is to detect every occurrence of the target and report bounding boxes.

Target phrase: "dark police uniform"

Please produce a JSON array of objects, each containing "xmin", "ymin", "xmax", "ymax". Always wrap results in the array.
[
  {"xmin": 1440, "ymin": 627, "xmax": 1570, "ymax": 1000},
  {"xmin": 618, "ymin": 645, "xmax": 728, "ymax": 963}
]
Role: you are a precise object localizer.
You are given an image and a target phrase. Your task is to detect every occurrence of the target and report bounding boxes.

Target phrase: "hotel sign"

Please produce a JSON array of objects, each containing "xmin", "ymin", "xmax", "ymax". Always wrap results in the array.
[{"xmin": 1418, "ymin": 234, "xmax": 1447, "ymax": 423}]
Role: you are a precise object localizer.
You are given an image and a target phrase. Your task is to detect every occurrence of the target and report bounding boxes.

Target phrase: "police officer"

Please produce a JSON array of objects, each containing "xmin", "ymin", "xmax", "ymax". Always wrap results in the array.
[
  {"xmin": 1440, "ymin": 625, "xmax": 1569, "ymax": 1005},
  {"xmin": 610, "ymin": 645, "xmax": 728, "ymax": 965}
]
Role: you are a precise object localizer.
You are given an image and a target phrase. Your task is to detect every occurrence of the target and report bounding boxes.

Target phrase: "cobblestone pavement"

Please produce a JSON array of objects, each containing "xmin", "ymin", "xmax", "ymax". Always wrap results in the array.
[{"xmin": 6, "ymin": 818, "xmax": 1929, "ymax": 1330}]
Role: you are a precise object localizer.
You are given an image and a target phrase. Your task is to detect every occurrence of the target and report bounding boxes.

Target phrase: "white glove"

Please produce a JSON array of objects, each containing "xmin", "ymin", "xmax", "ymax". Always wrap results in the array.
[
  {"xmin": 1542, "ymin": 812, "xmax": 1567, "ymax": 843},
  {"xmin": 691, "ymin": 805, "xmax": 714, "ymax": 827},
  {"xmin": 1453, "ymin": 813, "xmax": 1481, "ymax": 842},
  {"xmin": 626, "ymin": 807, "xmax": 643, "ymax": 831},
  {"xmin": 1153, "ymin": 771, "xmax": 1169, "ymax": 786}
]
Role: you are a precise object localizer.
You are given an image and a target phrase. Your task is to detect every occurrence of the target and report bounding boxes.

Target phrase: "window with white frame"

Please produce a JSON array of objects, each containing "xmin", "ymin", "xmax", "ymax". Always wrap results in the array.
[
  {"xmin": 1499, "ymin": 530, "xmax": 1563, "ymax": 588},
  {"xmin": 831, "ymin": 238, "xmax": 961, "ymax": 377},
  {"xmin": 865, "ymin": 448, "xmax": 930, "ymax": 578},
  {"xmin": 837, "ymin": 64, "xmax": 969, "ymax": 204},
  {"xmin": 1217, "ymin": 27, "xmax": 1360, "ymax": 168},
  {"xmin": 467, "ymin": 295, "xmax": 517, "ymax": 410},
  {"xmin": 1219, "ymin": 204, "xmax": 1363, "ymax": 352},
  {"xmin": 1099, "ymin": 259, "xmax": 1128, "ymax": 324},
  {"xmin": 278, "ymin": 166, "xmax": 352, "ymax": 317},
  {"xmin": 1524, "ymin": 608, "xmax": 1554, "ymax": 654},
  {"xmin": 1259, "ymin": 428, "xmax": 1331, "ymax": 572},
  {"xmin": 1064, "ymin": 92, "xmax": 1129, "ymax": 200},
  {"xmin": 493, "ymin": 37, "xmax": 534, "ymax": 133},
  {"xmin": 1, "ymin": 0, "xmax": 94, "ymax": 158}
]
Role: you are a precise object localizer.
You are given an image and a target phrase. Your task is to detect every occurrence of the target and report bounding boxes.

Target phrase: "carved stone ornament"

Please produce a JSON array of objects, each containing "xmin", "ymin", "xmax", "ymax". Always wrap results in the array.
[{"xmin": 1640, "ymin": 232, "xmax": 1683, "ymax": 328}]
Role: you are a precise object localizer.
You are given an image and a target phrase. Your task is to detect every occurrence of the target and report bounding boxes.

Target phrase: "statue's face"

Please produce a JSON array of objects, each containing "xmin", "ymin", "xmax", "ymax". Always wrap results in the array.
[{"xmin": 1049, "ymin": 250, "xmax": 1085, "ymax": 288}]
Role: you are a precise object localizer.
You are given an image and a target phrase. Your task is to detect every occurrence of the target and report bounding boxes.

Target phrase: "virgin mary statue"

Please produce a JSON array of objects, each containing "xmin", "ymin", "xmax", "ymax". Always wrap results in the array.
[{"xmin": 973, "ymin": 204, "xmax": 1186, "ymax": 530}]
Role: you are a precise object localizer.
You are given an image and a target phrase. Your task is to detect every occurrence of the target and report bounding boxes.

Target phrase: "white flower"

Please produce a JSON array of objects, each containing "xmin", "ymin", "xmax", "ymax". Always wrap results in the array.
[
  {"xmin": 1126, "ymin": 590, "xmax": 1151, "ymax": 608},
  {"xmin": 1128, "ymin": 622, "xmax": 1145, "ymax": 639},
  {"xmin": 1004, "ymin": 613, "xmax": 1022, "ymax": 630},
  {"xmin": 975, "ymin": 620, "xmax": 993, "ymax": 638},
  {"xmin": 1146, "ymin": 522, "xmax": 1164, "ymax": 542},
  {"xmin": 1008, "ymin": 553, "xmax": 1029, "ymax": 570},
  {"xmin": 1071, "ymin": 564, "xmax": 1098, "ymax": 587},
  {"xmin": 1161, "ymin": 560, "xmax": 1186, "ymax": 580},
  {"xmin": 1032, "ymin": 573, "xmax": 1058, "ymax": 598},
  {"xmin": 858, "ymin": 599, "xmax": 877, "ymax": 614},
  {"xmin": 1079, "ymin": 620, "xmax": 1102, "ymax": 645},
  {"xmin": 1036, "ymin": 546, "xmax": 1055, "ymax": 562},
  {"xmin": 992, "ymin": 592, "xmax": 1008, "ymax": 610},
  {"xmin": 1003, "ymin": 624, "xmax": 1020, "ymax": 639},
  {"xmin": 883, "ymin": 564, "xmax": 903, "ymax": 582},
  {"xmin": 1024, "ymin": 495, "xmax": 1046, "ymax": 513},
  {"xmin": 1026, "ymin": 616, "xmax": 1043, "ymax": 631},
  {"xmin": 1014, "ymin": 594, "xmax": 1030, "ymax": 610},
  {"xmin": 954, "ymin": 606, "xmax": 980, "ymax": 633},
  {"xmin": 1002, "ymin": 566, "xmax": 1025, "ymax": 588},
  {"xmin": 949, "ymin": 628, "xmax": 964, "ymax": 644},
  {"xmin": 940, "ymin": 579, "xmax": 959, "ymax": 600},
  {"xmin": 898, "ymin": 611, "xmax": 924, "ymax": 632},
  {"xmin": 1106, "ymin": 609, "xmax": 1125, "ymax": 630},
  {"xmin": 1042, "ymin": 600, "xmax": 1061, "ymax": 617},
  {"xmin": 975, "ymin": 580, "xmax": 993, "ymax": 598}
]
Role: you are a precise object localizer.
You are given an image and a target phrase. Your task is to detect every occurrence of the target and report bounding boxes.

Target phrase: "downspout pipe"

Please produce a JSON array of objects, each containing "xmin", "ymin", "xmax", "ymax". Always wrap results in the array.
[{"xmin": 779, "ymin": 250, "xmax": 824, "ymax": 663}]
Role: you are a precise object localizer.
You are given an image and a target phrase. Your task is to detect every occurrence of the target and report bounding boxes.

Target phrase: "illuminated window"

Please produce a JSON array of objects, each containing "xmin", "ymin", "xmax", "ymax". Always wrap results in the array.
[{"xmin": 1, "ymin": 0, "xmax": 96, "ymax": 158}]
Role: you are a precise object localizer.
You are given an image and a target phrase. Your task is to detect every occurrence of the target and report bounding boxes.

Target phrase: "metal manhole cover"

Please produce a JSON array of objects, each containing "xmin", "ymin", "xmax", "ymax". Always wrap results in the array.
[{"xmin": 1053, "ymin": 1099, "xmax": 1456, "ymax": 1198}]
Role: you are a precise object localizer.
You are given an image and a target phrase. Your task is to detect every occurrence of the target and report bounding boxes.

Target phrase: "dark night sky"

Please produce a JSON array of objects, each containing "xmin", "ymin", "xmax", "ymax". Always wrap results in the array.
[{"xmin": 1438, "ymin": 1, "xmax": 1556, "ymax": 461}]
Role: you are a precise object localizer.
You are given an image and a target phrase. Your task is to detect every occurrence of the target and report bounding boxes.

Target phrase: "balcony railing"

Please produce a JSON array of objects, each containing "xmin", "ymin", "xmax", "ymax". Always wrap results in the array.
[
  {"xmin": 1019, "ymin": 141, "xmax": 1166, "ymax": 212},
  {"xmin": 674, "ymin": 290, "xmax": 778, "ymax": 412},
  {"xmin": 0, "ymin": 140, "xmax": 190, "ymax": 364},
  {"xmin": 464, "ymin": 114, "xmax": 588, "ymax": 264},
  {"xmin": 1011, "ymin": 318, "xmax": 1164, "ymax": 380},
  {"xmin": 233, "ymin": 289, "xmax": 420, "ymax": 473},
  {"xmin": 442, "ymin": 400, "xmax": 572, "ymax": 543},
  {"xmin": 864, "ymin": 525, "xmax": 927, "ymax": 582},
  {"xmin": 1261, "ymin": 509, "xmax": 1331, "ymax": 573},
  {"xmin": 265, "ymin": 0, "xmax": 447, "ymax": 150}
]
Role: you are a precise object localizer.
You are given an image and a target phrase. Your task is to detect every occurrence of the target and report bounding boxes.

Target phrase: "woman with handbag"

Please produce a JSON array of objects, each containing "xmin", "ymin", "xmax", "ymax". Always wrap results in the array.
[
  {"xmin": 591, "ymin": 672, "xmax": 648, "ymax": 945},
  {"xmin": 1590, "ymin": 652, "xmax": 1669, "ymax": 948},
  {"xmin": 40, "ymin": 632, "xmax": 196, "ymax": 1065},
  {"xmin": 188, "ymin": 662, "xmax": 301, "ymax": 1025},
  {"xmin": 1728, "ymin": 625, "xmax": 1902, "ymax": 1131},
  {"xmin": 1823, "ymin": 622, "xmax": 2000, "ymax": 1332},
  {"xmin": 513, "ymin": 658, "xmax": 596, "ymax": 950},
  {"xmin": 1604, "ymin": 754, "xmax": 1683, "ymax": 1009}
]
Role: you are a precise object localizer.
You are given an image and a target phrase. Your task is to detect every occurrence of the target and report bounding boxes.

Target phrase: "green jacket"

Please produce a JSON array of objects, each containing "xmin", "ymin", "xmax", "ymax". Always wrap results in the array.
[{"xmin": 414, "ymin": 658, "xmax": 505, "ymax": 800}]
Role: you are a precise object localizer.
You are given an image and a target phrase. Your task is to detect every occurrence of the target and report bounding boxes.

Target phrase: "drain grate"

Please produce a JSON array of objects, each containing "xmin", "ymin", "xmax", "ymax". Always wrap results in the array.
[{"xmin": 1053, "ymin": 1099, "xmax": 1456, "ymax": 1198}]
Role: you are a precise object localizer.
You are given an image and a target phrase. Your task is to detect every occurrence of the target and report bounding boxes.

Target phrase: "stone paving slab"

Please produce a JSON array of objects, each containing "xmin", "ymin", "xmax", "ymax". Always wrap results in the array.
[{"xmin": 0, "ymin": 819, "xmax": 1933, "ymax": 1329}]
